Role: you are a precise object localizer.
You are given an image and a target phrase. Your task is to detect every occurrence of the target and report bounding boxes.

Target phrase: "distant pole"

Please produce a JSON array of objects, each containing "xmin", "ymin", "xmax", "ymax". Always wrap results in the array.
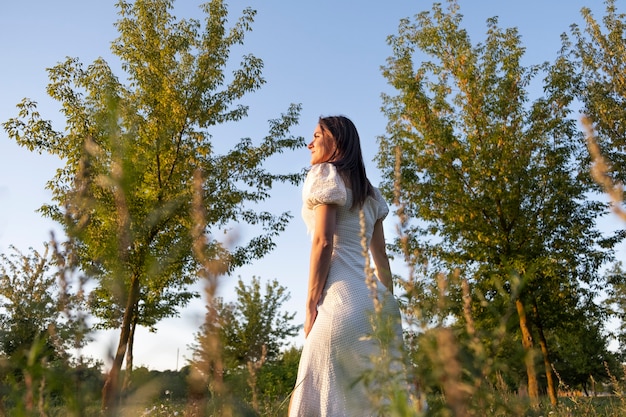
[{"xmin": 176, "ymin": 348, "xmax": 179, "ymax": 371}]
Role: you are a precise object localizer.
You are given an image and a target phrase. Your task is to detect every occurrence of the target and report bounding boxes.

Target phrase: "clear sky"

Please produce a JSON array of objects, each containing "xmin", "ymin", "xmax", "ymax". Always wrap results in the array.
[{"xmin": 0, "ymin": 0, "xmax": 617, "ymax": 371}]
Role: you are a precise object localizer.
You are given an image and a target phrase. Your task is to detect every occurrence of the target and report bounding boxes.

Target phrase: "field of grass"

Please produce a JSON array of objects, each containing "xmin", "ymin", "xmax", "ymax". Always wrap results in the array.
[{"xmin": 36, "ymin": 392, "xmax": 624, "ymax": 417}]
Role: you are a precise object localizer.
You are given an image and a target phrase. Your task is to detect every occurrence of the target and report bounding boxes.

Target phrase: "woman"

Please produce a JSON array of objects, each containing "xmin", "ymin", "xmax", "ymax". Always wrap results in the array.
[{"xmin": 289, "ymin": 116, "xmax": 411, "ymax": 416}]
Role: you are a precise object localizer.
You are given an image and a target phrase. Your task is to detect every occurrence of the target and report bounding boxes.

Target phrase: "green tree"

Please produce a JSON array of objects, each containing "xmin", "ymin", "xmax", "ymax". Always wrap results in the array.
[
  {"xmin": 567, "ymin": 0, "xmax": 626, "ymax": 361},
  {"xmin": 3, "ymin": 0, "xmax": 303, "ymax": 411},
  {"xmin": 549, "ymin": 307, "xmax": 620, "ymax": 394},
  {"xmin": 378, "ymin": 0, "xmax": 618, "ymax": 408},
  {"xmin": 0, "ymin": 243, "xmax": 87, "ymax": 413},
  {"xmin": 568, "ymin": 0, "xmax": 626, "ymax": 183},
  {"xmin": 190, "ymin": 276, "xmax": 300, "ymax": 412},
  {"xmin": 221, "ymin": 276, "xmax": 300, "ymax": 367},
  {"xmin": 257, "ymin": 345, "xmax": 301, "ymax": 408}
]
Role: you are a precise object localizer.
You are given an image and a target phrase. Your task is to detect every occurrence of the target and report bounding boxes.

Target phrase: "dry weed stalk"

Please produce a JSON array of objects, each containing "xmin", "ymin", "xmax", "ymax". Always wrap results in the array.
[
  {"xmin": 38, "ymin": 373, "xmax": 46, "ymax": 417},
  {"xmin": 551, "ymin": 363, "xmax": 573, "ymax": 396},
  {"xmin": 604, "ymin": 361, "xmax": 624, "ymax": 398},
  {"xmin": 461, "ymin": 277, "xmax": 490, "ymax": 394},
  {"xmin": 393, "ymin": 144, "xmax": 420, "ymax": 293},
  {"xmin": 247, "ymin": 344, "xmax": 267, "ymax": 414},
  {"xmin": 436, "ymin": 273, "xmax": 472, "ymax": 417},
  {"xmin": 186, "ymin": 168, "xmax": 230, "ymax": 417},
  {"xmin": 583, "ymin": 115, "xmax": 626, "ymax": 221},
  {"xmin": 583, "ymin": 116, "xmax": 626, "ymax": 414},
  {"xmin": 392, "ymin": 143, "xmax": 429, "ymax": 414},
  {"xmin": 359, "ymin": 208, "xmax": 389, "ymax": 413},
  {"xmin": 359, "ymin": 183, "xmax": 420, "ymax": 414}
]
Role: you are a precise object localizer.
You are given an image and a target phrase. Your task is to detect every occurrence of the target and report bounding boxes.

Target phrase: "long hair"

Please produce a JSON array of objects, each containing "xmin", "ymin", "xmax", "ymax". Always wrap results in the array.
[{"xmin": 318, "ymin": 115, "xmax": 374, "ymax": 209}]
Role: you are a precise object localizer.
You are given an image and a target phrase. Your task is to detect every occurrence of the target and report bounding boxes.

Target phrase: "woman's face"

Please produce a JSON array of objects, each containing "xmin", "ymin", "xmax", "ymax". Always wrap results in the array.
[{"xmin": 308, "ymin": 124, "xmax": 335, "ymax": 165}]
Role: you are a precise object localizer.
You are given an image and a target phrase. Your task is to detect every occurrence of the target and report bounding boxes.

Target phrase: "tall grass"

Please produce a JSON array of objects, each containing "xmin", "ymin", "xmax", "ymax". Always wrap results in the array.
[{"xmin": 1, "ymin": 120, "xmax": 625, "ymax": 416}]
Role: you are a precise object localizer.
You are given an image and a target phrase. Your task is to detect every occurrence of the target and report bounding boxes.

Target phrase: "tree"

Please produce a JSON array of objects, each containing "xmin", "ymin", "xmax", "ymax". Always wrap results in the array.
[
  {"xmin": 548, "ymin": 305, "xmax": 620, "ymax": 394},
  {"xmin": 567, "ymin": 1, "xmax": 626, "ymax": 360},
  {"xmin": 378, "ymin": 0, "xmax": 618, "ymax": 407},
  {"xmin": 3, "ymin": 0, "xmax": 303, "ymax": 411},
  {"xmin": 190, "ymin": 276, "xmax": 300, "ymax": 411},
  {"xmin": 568, "ymin": 0, "xmax": 626, "ymax": 183},
  {"xmin": 221, "ymin": 276, "xmax": 300, "ymax": 367},
  {"xmin": 0, "ymin": 243, "xmax": 87, "ymax": 413},
  {"xmin": 257, "ymin": 345, "xmax": 301, "ymax": 407}
]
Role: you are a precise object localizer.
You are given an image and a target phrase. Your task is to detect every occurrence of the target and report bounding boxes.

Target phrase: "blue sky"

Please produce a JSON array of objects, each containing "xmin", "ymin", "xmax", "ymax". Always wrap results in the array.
[{"xmin": 0, "ymin": 0, "xmax": 616, "ymax": 371}]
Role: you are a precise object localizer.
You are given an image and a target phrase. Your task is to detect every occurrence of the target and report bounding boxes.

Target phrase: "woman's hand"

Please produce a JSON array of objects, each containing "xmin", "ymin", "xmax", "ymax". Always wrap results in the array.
[{"xmin": 304, "ymin": 307, "xmax": 318, "ymax": 337}]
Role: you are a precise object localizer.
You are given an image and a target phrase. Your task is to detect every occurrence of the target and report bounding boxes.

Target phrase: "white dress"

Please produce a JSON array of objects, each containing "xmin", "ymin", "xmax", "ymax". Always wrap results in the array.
[{"xmin": 290, "ymin": 163, "xmax": 409, "ymax": 417}]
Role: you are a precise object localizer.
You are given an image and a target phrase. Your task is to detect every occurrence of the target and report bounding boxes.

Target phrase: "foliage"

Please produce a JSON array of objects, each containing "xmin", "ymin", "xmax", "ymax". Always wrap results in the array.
[
  {"xmin": 378, "ymin": 0, "xmax": 620, "ymax": 410},
  {"xmin": 0, "ymin": 243, "xmax": 94, "ymax": 414},
  {"xmin": 3, "ymin": 0, "xmax": 626, "ymax": 416},
  {"xmin": 3, "ymin": 0, "xmax": 303, "ymax": 409},
  {"xmin": 255, "ymin": 345, "xmax": 301, "ymax": 406},
  {"xmin": 566, "ymin": 0, "xmax": 626, "ymax": 361},
  {"xmin": 121, "ymin": 366, "xmax": 188, "ymax": 404},
  {"xmin": 219, "ymin": 276, "xmax": 300, "ymax": 367},
  {"xmin": 190, "ymin": 276, "xmax": 300, "ymax": 413},
  {"xmin": 568, "ymin": 0, "xmax": 626, "ymax": 184},
  {"xmin": 0, "ymin": 245, "xmax": 66, "ymax": 358}
]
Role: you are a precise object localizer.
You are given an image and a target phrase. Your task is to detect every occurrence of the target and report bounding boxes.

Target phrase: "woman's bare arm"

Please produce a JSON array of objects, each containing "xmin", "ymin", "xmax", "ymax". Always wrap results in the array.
[
  {"xmin": 305, "ymin": 204, "xmax": 337, "ymax": 337},
  {"xmin": 370, "ymin": 219, "xmax": 393, "ymax": 294}
]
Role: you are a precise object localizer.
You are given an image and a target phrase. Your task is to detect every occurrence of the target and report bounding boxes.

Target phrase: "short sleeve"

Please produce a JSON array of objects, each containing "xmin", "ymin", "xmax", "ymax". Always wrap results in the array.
[
  {"xmin": 372, "ymin": 187, "xmax": 389, "ymax": 220},
  {"xmin": 302, "ymin": 163, "xmax": 347, "ymax": 210},
  {"xmin": 301, "ymin": 163, "xmax": 346, "ymax": 237}
]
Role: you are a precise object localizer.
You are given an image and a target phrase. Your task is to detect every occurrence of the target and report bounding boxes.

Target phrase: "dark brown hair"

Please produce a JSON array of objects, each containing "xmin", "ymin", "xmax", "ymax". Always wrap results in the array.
[{"xmin": 318, "ymin": 115, "xmax": 374, "ymax": 209}]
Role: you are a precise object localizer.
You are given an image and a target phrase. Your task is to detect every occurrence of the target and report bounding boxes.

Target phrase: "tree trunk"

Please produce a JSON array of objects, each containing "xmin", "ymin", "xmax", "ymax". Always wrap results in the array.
[
  {"xmin": 515, "ymin": 298, "xmax": 539, "ymax": 406},
  {"xmin": 24, "ymin": 372, "xmax": 33, "ymax": 412},
  {"xmin": 101, "ymin": 276, "xmax": 140, "ymax": 414},
  {"xmin": 122, "ymin": 313, "xmax": 138, "ymax": 395},
  {"xmin": 532, "ymin": 300, "xmax": 558, "ymax": 406}
]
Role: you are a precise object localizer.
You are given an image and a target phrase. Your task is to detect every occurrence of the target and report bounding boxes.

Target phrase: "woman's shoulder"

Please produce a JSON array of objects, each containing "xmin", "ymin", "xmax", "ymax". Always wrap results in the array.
[
  {"xmin": 303, "ymin": 163, "xmax": 347, "ymax": 207},
  {"xmin": 305, "ymin": 163, "xmax": 344, "ymax": 187},
  {"xmin": 368, "ymin": 184, "xmax": 389, "ymax": 220},
  {"xmin": 307, "ymin": 162, "xmax": 337, "ymax": 178}
]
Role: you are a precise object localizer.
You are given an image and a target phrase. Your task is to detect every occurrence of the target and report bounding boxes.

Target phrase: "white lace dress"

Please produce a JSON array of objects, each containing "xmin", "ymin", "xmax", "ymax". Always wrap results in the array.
[{"xmin": 289, "ymin": 163, "xmax": 409, "ymax": 417}]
